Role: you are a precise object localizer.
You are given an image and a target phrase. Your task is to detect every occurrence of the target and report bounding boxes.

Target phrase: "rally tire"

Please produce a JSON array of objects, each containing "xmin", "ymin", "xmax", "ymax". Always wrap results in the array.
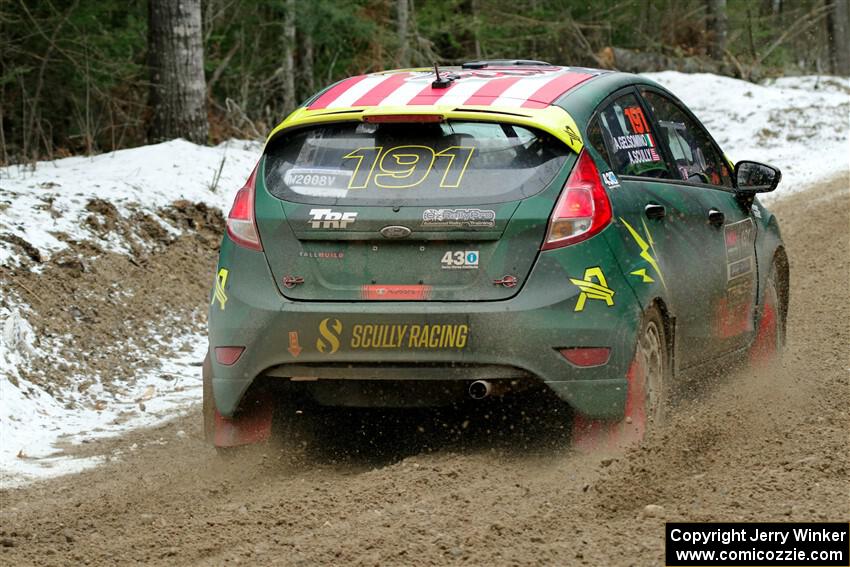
[
  {"xmin": 633, "ymin": 305, "xmax": 669, "ymax": 429},
  {"xmin": 572, "ymin": 304, "xmax": 670, "ymax": 450},
  {"xmin": 748, "ymin": 261, "xmax": 785, "ymax": 367}
]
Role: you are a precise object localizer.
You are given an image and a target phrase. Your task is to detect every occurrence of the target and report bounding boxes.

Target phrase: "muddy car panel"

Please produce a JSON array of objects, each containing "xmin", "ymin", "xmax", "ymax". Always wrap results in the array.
[{"xmin": 209, "ymin": 220, "xmax": 641, "ymax": 419}]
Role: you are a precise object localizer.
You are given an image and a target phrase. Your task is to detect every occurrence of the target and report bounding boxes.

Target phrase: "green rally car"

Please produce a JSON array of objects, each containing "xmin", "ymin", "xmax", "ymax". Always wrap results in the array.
[{"xmin": 204, "ymin": 60, "xmax": 788, "ymax": 450}]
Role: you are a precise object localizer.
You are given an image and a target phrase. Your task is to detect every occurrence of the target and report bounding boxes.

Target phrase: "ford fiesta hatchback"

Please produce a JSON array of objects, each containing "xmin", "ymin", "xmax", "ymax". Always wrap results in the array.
[{"xmin": 204, "ymin": 61, "xmax": 787, "ymax": 450}]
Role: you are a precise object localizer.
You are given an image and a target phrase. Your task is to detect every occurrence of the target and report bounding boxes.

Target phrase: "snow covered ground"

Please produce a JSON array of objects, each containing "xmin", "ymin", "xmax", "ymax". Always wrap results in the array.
[
  {"xmin": 0, "ymin": 73, "xmax": 848, "ymax": 486},
  {"xmin": 0, "ymin": 311, "xmax": 207, "ymax": 487},
  {"xmin": 0, "ymin": 139, "xmax": 261, "ymax": 267},
  {"xmin": 1, "ymin": 140, "xmax": 262, "ymax": 486}
]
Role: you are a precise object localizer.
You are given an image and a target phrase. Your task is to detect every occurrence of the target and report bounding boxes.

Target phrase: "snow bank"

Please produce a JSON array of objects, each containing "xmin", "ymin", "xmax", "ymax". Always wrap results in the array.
[
  {"xmin": 643, "ymin": 72, "xmax": 850, "ymax": 198},
  {"xmin": 0, "ymin": 139, "xmax": 261, "ymax": 485},
  {"xmin": 0, "ymin": 139, "xmax": 261, "ymax": 267}
]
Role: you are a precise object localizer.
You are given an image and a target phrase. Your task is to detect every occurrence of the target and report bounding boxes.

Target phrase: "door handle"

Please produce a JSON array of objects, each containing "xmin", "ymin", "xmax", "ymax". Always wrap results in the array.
[
  {"xmin": 707, "ymin": 209, "xmax": 725, "ymax": 227},
  {"xmin": 644, "ymin": 203, "xmax": 666, "ymax": 220}
]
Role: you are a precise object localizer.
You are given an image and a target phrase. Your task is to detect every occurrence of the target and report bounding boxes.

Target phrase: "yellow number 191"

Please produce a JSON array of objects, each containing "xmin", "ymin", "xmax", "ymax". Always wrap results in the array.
[{"xmin": 342, "ymin": 145, "xmax": 474, "ymax": 190}]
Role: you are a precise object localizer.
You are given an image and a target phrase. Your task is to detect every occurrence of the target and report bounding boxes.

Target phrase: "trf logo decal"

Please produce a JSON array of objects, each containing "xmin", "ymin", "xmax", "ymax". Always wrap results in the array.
[
  {"xmin": 212, "ymin": 268, "xmax": 228, "ymax": 310},
  {"xmin": 570, "ymin": 267, "xmax": 615, "ymax": 312},
  {"xmin": 308, "ymin": 209, "xmax": 358, "ymax": 229},
  {"xmin": 316, "ymin": 318, "xmax": 342, "ymax": 354}
]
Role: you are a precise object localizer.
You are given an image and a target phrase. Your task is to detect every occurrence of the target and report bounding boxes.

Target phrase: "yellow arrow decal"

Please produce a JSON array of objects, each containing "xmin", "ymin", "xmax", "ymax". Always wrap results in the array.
[{"xmin": 569, "ymin": 267, "xmax": 615, "ymax": 312}]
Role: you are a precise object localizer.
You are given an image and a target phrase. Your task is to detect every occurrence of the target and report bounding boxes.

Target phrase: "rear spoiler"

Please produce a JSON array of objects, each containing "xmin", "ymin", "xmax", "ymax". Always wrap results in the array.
[{"xmin": 265, "ymin": 105, "xmax": 585, "ymax": 155}]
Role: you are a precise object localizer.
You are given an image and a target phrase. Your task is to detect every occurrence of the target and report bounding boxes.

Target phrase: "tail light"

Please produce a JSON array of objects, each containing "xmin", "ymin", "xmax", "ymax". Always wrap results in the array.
[
  {"xmin": 215, "ymin": 346, "xmax": 245, "ymax": 366},
  {"xmin": 226, "ymin": 163, "xmax": 263, "ymax": 251},
  {"xmin": 542, "ymin": 150, "xmax": 612, "ymax": 250},
  {"xmin": 559, "ymin": 347, "xmax": 611, "ymax": 367}
]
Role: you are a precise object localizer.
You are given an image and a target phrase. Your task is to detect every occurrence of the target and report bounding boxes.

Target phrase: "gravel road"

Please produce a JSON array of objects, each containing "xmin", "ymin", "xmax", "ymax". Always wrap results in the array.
[{"xmin": 1, "ymin": 175, "xmax": 847, "ymax": 566}]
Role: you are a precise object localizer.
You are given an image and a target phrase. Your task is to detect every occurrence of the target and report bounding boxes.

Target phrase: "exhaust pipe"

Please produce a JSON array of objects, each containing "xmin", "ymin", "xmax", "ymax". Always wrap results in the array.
[{"xmin": 468, "ymin": 380, "xmax": 493, "ymax": 400}]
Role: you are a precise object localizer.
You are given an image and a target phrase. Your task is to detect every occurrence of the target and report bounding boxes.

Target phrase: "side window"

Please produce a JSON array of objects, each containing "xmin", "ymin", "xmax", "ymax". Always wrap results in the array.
[
  {"xmin": 640, "ymin": 89, "xmax": 732, "ymax": 188},
  {"xmin": 587, "ymin": 92, "xmax": 671, "ymax": 179}
]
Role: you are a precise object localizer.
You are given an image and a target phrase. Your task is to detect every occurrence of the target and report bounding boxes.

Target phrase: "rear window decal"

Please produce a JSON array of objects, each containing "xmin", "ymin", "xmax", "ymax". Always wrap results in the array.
[
  {"xmin": 342, "ymin": 145, "xmax": 475, "ymax": 190},
  {"xmin": 588, "ymin": 94, "xmax": 670, "ymax": 179},
  {"xmin": 627, "ymin": 146, "xmax": 661, "ymax": 165},
  {"xmin": 283, "ymin": 168, "xmax": 346, "ymax": 189},
  {"xmin": 612, "ymin": 133, "xmax": 655, "ymax": 151},
  {"xmin": 624, "ymin": 106, "xmax": 650, "ymax": 134}
]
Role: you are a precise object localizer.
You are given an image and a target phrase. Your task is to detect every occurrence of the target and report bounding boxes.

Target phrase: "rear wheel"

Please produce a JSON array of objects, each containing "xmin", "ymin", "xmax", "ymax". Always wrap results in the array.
[
  {"xmin": 748, "ymin": 261, "xmax": 784, "ymax": 366},
  {"xmin": 572, "ymin": 304, "xmax": 669, "ymax": 450}
]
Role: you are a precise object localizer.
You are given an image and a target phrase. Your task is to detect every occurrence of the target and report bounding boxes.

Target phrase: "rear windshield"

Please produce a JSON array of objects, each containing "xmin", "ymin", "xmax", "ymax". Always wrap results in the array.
[{"xmin": 263, "ymin": 121, "xmax": 570, "ymax": 206}]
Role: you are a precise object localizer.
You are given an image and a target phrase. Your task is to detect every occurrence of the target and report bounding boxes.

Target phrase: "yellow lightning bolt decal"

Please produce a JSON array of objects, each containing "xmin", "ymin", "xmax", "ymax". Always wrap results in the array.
[
  {"xmin": 620, "ymin": 217, "xmax": 667, "ymax": 290},
  {"xmin": 630, "ymin": 268, "xmax": 654, "ymax": 283},
  {"xmin": 212, "ymin": 268, "xmax": 229, "ymax": 310}
]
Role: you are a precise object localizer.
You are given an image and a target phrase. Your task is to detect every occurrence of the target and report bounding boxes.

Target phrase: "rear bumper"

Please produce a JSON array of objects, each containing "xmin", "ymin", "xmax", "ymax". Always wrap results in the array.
[{"xmin": 208, "ymin": 233, "xmax": 642, "ymax": 420}]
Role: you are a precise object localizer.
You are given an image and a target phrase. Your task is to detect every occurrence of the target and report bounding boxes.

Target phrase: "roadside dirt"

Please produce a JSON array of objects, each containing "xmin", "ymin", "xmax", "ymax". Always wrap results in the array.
[
  {"xmin": 1, "ymin": 175, "xmax": 848, "ymax": 566},
  {"xmin": 0, "ymin": 200, "xmax": 222, "ymax": 401}
]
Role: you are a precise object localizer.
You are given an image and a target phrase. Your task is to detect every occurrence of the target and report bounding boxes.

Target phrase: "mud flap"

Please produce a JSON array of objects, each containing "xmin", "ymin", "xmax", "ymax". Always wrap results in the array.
[
  {"xmin": 212, "ymin": 395, "xmax": 274, "ymax": 448},
  {"xmin": 571, "ymin": 358, "xmax": 645, "ymax": 452},
  {"xmin": 203, "ymin": 352, "xmax": 274, "ymax": 448}
]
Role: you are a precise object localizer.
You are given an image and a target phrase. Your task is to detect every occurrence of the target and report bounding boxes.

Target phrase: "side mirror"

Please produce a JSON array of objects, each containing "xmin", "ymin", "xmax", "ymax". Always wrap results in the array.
[{"xmin": 734, "ymin": 160, "xmax": 781, "ymax": 193}]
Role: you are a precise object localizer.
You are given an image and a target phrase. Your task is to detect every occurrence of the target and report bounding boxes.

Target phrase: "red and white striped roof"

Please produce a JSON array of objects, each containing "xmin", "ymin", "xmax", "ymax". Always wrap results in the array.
[{"xmin": 308, "ymin": 67, "xmax": 597, "ymax": 111}]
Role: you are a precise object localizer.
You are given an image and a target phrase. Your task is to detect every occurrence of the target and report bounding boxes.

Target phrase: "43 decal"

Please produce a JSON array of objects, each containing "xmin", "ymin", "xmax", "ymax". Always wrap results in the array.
[
  {"xmin": 343, "ymin": 145, "xmax": 475, "ymax": 189},
  {"xmin": 441, "ymin": 250, "xmax": 479, "ymax": 270}
]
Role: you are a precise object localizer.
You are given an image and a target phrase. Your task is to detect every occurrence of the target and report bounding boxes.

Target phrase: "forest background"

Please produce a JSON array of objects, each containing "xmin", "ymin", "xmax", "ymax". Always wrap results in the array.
[{"xmin": 1, "ymin": 0, "xmax": 848, "ymax": 167}]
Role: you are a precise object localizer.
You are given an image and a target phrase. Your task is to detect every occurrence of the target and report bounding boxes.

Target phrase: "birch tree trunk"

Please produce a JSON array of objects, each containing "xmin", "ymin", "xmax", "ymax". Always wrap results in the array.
[
  {"xmin": 283, "ymin": 0, "xmax": 296, "ymax": 114},
  {"xmin": 148, "ymin": 0, "xmax": 208, "ymax": 143},
  {"xmin": 706, "ymin": 0, "xmax": 728, "ymax": 60},
  {"xmin": 827, "ymin": 0, "xmax": 850, "ymax": 75}
]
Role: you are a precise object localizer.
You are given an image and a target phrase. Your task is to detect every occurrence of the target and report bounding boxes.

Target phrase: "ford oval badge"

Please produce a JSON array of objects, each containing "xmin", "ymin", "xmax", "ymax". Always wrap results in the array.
[{"xmin": 380, "ymin": 225, "xmax": 412, "ymax": 239}]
